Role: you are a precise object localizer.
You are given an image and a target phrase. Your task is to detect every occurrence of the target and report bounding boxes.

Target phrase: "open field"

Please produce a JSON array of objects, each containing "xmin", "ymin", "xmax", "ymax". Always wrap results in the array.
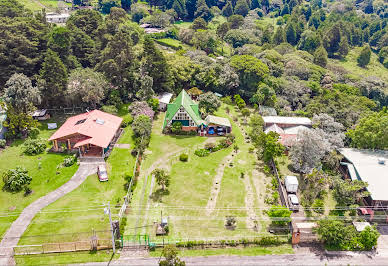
[
  {"xmin": 330, "ymin": 47, "xmax": 388, "ymax": 89},
  {"xmin": 18, "ymin": 108, "xmax": 136, "ymax": 245},
  {"xmin": 0, "ymin": 117, "xmax": 78, "ymax": 238},
  {"xmin": 125, "ymin": 104, "xmax": 273, "ymax": 243}
]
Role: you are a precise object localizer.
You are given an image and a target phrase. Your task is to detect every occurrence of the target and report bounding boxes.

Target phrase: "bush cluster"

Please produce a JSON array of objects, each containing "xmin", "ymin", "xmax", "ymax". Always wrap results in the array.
[
  {"xmin": 63, "ymin": 155, "xmax": 77, "ymax": 167},
  {"xmin": 175, "ymin": 236, "xmax": 286, "ymax": 248},
  {"xmin": 23, "ymin": 138, "xmax": 47, "ymax": 155},
  {"xmin": 234, "ymin": 94, "xmax": 246, "ymax": 109},
  {"xmin": 2, "ymin": 167, "xmax": 32, "ymax": 192},
  {"xmin": 195, "ymin": 135, "xmax": 235, "ymax": 157},
  {"xmin": 179, "ymin": 153, "xmax": 188, "ymax": 162},
  {"xmin": 121, "ymin": 113, "xmax": 133, "ymax": 128},
  {"xmin": 194, "ymin": 148, "xmax": 210, "ymax": 157},
  {"xmin": 0, "ymin": 139, "xmax": 6, "ymax": 148}
]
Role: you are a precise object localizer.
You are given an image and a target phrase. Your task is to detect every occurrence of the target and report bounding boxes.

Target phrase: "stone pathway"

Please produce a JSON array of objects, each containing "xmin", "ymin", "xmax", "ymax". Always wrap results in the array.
[
  {"xmin": 114, "ymin": 144, "xmax": 131, "ymax": 149},
  {"xmin": 0, "ymin": 162, "xmax": 100, "ymax": 265},
  {"xmin": 205, "ymin": 151, "xmax": 236, "ymax": 216}
]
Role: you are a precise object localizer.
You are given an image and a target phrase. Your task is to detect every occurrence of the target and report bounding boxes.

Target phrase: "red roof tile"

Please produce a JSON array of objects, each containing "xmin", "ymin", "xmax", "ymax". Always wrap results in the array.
[{"xmin": 49, "ymin": 110, "xmax": 123, "ymax": 148}]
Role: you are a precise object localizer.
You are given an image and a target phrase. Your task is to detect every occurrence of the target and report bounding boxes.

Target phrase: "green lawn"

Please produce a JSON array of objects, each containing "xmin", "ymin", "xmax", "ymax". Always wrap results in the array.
[
  {"xmin": 150, "ymin": 244, "xmax": 293, "ymax": 257},
  {"xmin": 0, "ymin": 118, "xmax": 78, "ymax": 238},
  {"xmin": 126, "ymin": 104, "xmax": 272, "ymax": 242},
  {"xmin": 174, "ymin": 21, "xmax": 192, "ymax": 29},
  {"xmin": 16, "ymin": 0, "xmax": 44, "ymax": 11},
  {"xmin": 330, "ymin": 47, "xmax": 388, "ymax": 89},
  {"xmin": 15, "ymin": 250, "xmax": 119, "ymax": 265},
  {"xmin": 19, "ymin": 107, "xmax": 137, "ymax": 244}
]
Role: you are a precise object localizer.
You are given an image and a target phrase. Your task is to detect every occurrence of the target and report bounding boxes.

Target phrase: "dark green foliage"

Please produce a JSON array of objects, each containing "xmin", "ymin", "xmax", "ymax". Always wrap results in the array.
[
  {"xmin": 0, "ymin": 139, "xmax": 6, "ymax": 148},
  {"xmin": 285, "ymin": 23, "xmax": 297, "ymax": 45},
  {"xmin": 2, "ymin": 167, "xmax": 32, "ymax": 192},
  {"xmin": 357, "ymin": 45, "xmax": 372, "ymax": 67},
  {"xmin": 280, "ymin": 4, "xmax": 289, "ymax": 16},
  {"xmin": 171, "ymin": 121, "xmax": 183, "ymax": 134},
  {"xmin": 378, "ymin": 47, "xmax": 388, "ymax": 68},
  {"xmin": 192, "ymin": 17, "xmax": 208, "ymax": 30},
  {"xmin": 143, "ymin": 37, "xmax": 171, "ymax": 94},
  {"xmin": 221, "ymin": 1, "xmax": 233, "ymax": 17},
  {"xmin": 3, "ymin": 106, "xmax": 38, "ymax": 139},
  {"xmin": 194, "ymin": 148, "xmax": 211, "ymax": 157},
  {"xmin": 315, "ymin": 219, "xmax": 379, "ymax": 251},
  {"xmin": 132, "ymin": 115, "xmax": 152, "ymax": 137},
  {"xmin": 23, "ymin": 138, "xmax": 47, "ymax": 155},
  {"xmin": 194, "ymin": 0, "xmax": 213, "ymax": 21},
  {"xmin": 101, "ymin": 105, "xmax": 118, "ymax": 114},
  {"xmin": 234, "ymin": 0, "xmax": 249, "ymax": 16},
  {"xmin": 253, "ymin": 131, "xmax": 284, "ymax": 162},
  {"xmin": 332, "ymin": 177, "xmax": 370, "ymax": 206},
  {"xmin": 198, "ymin": 92, "xmax": 221, "ymax": 113},
  {"xmin": 224, "ymin": 29, "xmax": 251, "ymax": 48},
  {"xmin": 159, "ymin": 245, "xmax": 185, "ymax": 266},
  {"xmin": 323, "ymin": 23, "xmax": 341, "ymax": 57},
  {"xmin": 272, "ymin": 27, "xmax": 285, "ymax": 45},
  {"xmin": 99, "ymin": 0, "xmax": 121, "ymax": 14},
  {"xmin": 172, "ymin": 0, "xmax": 187, "ymax": 19},
  {"xmin": 228, "ymin": 14, "xmax": 244, "ymax": 29},
  {"xmin": 121, "ymin": 0, "xmax": 131, "ymax": 10},
  {"xmin": 121, "ymin": 114, "xmax": 134, "ymax": 128},
  {"xmin": 347, "ymin": 109, "xmax": 388, "ymax": 150},
  {"xmin": 48, "ymin": 27, "xmax": 72, "ymax": 63}
]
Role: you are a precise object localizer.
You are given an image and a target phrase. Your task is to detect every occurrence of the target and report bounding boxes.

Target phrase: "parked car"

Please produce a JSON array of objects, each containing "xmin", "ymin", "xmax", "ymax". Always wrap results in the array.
[
  {"xmin": 97, "ymin": 165, "xmax": 108, "ymax": 182},
  {"xmin": 288, "ymin": 194, "xmax": 299, "ymax": 212},
  {"xmin": 285, "ymin": 175, "xmax": 298, "ymax": 194}
]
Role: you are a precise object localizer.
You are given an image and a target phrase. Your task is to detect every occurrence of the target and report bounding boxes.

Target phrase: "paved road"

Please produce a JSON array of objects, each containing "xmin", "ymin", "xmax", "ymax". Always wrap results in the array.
[
  {"xmin": 72, "ymin": 253, "xmax": 388, "ymax": 266},
  {"xmin": 0, "ymin": 162, "xmax": 100, "ymax": 265}
]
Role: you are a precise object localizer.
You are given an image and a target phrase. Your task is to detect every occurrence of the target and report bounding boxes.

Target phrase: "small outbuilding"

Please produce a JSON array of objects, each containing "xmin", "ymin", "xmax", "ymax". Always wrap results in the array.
[
  {"xmin": 32, "ymin": 109, "xmax": 50, "ymax": 121},
  {"xmin": 46, "ymin": 13, "xmax": 70, "ymax": 23},
  {"xmin": 204, "ymin": 115, "xmax": 232, "ymax": 136},
  {"xmin": 157, "ymin": 92, "xmax": 173, "ymax": 111}
]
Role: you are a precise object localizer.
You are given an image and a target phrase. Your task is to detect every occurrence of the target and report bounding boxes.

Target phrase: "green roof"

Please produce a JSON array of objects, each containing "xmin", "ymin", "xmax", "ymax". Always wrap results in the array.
[{"xmin": 163, "ymin": 90, "xmax": 203, "ymax": 128}]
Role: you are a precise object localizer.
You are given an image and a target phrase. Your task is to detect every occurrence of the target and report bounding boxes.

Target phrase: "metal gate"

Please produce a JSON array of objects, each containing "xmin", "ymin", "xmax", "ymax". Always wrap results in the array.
[{"xmin": 121, "ymin": 234, "xmax": 150, "ymax": 248}]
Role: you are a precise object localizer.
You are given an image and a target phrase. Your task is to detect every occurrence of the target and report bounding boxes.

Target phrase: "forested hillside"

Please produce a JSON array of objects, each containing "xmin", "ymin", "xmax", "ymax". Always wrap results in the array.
[{"xmin": 2, "ymin": 0, "xmax": 388, "ymax": 148}]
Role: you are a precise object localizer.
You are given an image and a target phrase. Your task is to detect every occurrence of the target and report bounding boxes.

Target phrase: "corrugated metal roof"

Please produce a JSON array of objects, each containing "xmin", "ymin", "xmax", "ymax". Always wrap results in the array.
[
  {"xmin": 263, "ymin": 116, "xmax": 312, "ymax": 126},
  {"xmin": 339, "ymin": 148, "xmax": 388, "ymax": 201},
  {"xmin": 157, "ymin": 92, "xmax": 173, "ymax": 104},
  {"xmin": 205, "ymin": 115, "xmax": 231, "ymax": 127}
]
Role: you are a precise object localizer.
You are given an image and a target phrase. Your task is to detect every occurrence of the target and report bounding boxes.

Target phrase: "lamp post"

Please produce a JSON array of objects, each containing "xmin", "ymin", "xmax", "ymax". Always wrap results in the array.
[{"xmin": 104, "ymin": 202, "xmax": 116, "ymax": 253}]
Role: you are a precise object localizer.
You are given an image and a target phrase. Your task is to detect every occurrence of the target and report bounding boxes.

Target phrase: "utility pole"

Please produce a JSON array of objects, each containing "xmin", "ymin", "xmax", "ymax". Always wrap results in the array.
[{"xmin": 105, "ymin": 202, "xmax": 116, "ymax": 253}]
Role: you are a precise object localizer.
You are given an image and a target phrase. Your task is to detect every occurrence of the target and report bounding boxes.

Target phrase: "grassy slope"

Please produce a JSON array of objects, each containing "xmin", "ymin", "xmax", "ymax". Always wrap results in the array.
[
  {"xmin": 19, "ymin": 107, "xmax": 136, "ymax": 244},
  {"xmin": 0, "ymin": 119, "xmax": 78, "ymax": 238},
  {"xmin": 329, "ymin": 47, "xmax": 388, "ymax": 91}
]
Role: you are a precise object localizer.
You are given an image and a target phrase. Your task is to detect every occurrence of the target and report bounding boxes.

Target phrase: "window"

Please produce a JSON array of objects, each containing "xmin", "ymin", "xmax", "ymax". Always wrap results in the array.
[{"xmin": 75, "ymin": 119, "xmax": 86, "ymax": 125}]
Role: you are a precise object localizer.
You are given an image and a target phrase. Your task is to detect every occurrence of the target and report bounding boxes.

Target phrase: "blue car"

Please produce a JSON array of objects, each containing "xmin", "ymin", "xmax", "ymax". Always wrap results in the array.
[{"xmin": 208, "ymin": 127, "xmax": 215, "ymax": 135}]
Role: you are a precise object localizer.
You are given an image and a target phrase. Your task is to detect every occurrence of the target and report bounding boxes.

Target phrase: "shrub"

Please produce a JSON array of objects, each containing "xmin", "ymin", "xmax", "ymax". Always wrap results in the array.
[
  {"xmin": 204, "ymin": 142, "xmax": 216, "ymax": 150},
  {"xmin": 312, "ymin": 198, "xmax": 324, "ymax": 214},
  {"xmin": 101, "ymin": 105, "xmax": 118, "ymax": 114},
  {"xmin": 147, "ymin": 98, "xmax": 159, "ymax": 112},
  {"xmin": 225, "ymin": 216, "xmax": 237, "ymax": 227},
  {"xmin": 2, "ymin": 167, "xmax": 32, "ymax": 192},
  {"xmin": 29, "ymin": 127, "xmax": 40, "ymax": 139},
  {"xmin": 129, "ymin": 101, "xmax": 155, "ymax": 120},
  {"xmin": 0, "ymin": 139, "xmax": 6, "ymax": 148},
  {"xmin": 171, "ymin": 121, "xmax": 182, "ymax": 134},
  {"xmin": 23, "ymin": 138, "xmax": 47, "ymax": 155},
  {"xmin": 121, "ymin": 114, "xmax": 133, "ymax": 128},
  {"xmin": 179, "ymin": 153, "xmax": 188, "ymax": 162},
  {"xmin": 194, "ymin": 149, "xmax": 210, "ymax": 157},
  {"xmin": 63, "ymin": 155, "xmax": 77, "ymax": 167},
  {"xmin": 24, "ymin": 186, "xmax": 32, "ymax": 196}
]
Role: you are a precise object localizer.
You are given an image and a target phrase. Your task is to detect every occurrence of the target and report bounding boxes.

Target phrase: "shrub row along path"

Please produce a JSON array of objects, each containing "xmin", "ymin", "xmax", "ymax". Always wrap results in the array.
[{"xmin": 0, "ymin": 162, "xmax": 100, "ymax": 265}]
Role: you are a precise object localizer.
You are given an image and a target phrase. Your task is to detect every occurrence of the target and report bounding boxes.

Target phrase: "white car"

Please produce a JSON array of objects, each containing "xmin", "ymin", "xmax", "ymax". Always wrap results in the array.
[
  {"xmin": 288, "ymin": 194, "xmax": 299, "ymax": 212},
  {"xmin": 97, "ymin": 165, "xmax": 108, "ymax": 182}
]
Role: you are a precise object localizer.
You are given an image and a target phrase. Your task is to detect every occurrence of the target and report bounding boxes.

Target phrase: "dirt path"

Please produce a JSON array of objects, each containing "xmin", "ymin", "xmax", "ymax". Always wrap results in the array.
[
  {"xmin": 242, "ymin": 173, "xmax": 259, "ymax": 231},
  {"xmin": 0, "ymin": 162, "xmax": 100, "ymax": 265},
  {"xmin": 205, "ymin": 150, "xmax": 236, "ymax": 216}
]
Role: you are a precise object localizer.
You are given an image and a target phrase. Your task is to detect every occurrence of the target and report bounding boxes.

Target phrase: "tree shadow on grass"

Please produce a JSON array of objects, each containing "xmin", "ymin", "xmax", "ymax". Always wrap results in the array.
[{"xmin": 150, "ymin": 188, "xmax": 170, "ymax": 202}]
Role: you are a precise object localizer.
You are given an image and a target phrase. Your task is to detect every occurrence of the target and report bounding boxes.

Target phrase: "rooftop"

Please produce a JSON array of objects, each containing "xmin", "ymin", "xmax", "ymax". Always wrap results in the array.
[
  {"xmin": 205, "ymin": 115, "xmax": 231, "ymax": 127},
  {"xmin": 157, "ymin": 92, "xmax": 173, "ymax": 104},
  {"xmin": 49, "ymin": 110, "xmax": 123, "ymax": 148},
  {"xmin": 339, "ymin": 148, "xmax": 388, "ymax": 201},
  {"xmin": 263, "ymin": 116, "xmax": 312, "ymax": 126}
]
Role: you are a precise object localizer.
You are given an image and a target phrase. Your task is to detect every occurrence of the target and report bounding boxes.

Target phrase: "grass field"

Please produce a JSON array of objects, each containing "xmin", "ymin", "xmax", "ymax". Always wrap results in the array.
[
  {"xmin": 126, "ymin": 104, "xmax": 273, "ymax": 243},
  {"xmin": 19, "ymin": 107, "xmax": 136, "ymax": 245},
  {"xmin": 0, "ymin": 117, "xmax": 78, "ymax": 239},
  {"xmin": 330, "ymin": 47, "xmax": 388, "ymax": 90},
  {"xmin": 174, "ymin": 21, "xmax": 192, "ymax": 29},
  {"xmin": 15, "ymin": 250, "xmax": 118, "ymax": 265},
  {"xmin": 150, "ymin": 244, "xmax": 293, "ymax": 257}
]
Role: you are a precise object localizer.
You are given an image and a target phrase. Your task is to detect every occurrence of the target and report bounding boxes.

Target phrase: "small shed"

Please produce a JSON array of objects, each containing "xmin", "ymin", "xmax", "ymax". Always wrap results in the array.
[
  {"xmin": 157, "ymin": 93, "xmax": 173, "ymax": 111},
  {"xmin": 32, "ymin": 109, "xmax": 50, "ymax": 120},
  {"xmin": 205, "ymin": 115, "xmax": 232, "ymax": 135}
]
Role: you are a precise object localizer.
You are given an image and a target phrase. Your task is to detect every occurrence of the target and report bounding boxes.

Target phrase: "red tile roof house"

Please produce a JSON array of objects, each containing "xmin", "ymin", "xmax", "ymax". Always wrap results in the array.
[{"xmin": 49, "ymin": 110, "xmax": 123, "ymax": 158}]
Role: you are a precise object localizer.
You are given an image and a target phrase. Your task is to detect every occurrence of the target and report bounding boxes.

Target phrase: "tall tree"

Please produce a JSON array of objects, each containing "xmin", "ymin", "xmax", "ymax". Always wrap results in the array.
[
  {"xmin": 313, "ymin": 46, "xmax": 328, "ymax": 67},
  {"xmin": 186, "ymin": 0, "xmax": 197, "ymax": 19},
  {"xmin": 194, "ymin": 0, "xmax": 213, "ymax": 21},
  {"xmin": 39, "ymin": 49, "xmax": 68, "ymax": 107},
  {"xmin": 66, "ymin": 68, "xmax": 108, "ymax": 108},
  {"xmin": 338, "ymin": 36, "xmax": 349, "ymax": 59},
  {"xmin": 3, "ymin": 73, "xmax": 41, "ymax": 113},
  {"xmin": 143, "ymin": 37, "xmax": 171, "ymax": 94},
  {"xmin": 273, "ymin": 26, "xmax": 285, "ymax": 45},
  {"xmin": 221, "ymin": 1, "xmax": 233, "ymax": 17},
  {"xmin": 172, "ymin": 0, "xmax": 187, "ymax": 19},
  {"xmin": 234, "ymin": 0, "xmax": 249, "ymax": 16},
  {"xmin": 285, "ymin": 23, "xmax": 297, "ymax": 45},
  {"xmin": 121, "ymin": 0, "xmax": 131, "ymax": 10}
]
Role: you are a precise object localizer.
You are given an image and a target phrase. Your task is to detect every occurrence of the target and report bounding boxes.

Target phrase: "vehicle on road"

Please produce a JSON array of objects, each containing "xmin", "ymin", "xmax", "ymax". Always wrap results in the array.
[
  {"xmin": 288, "ymin": 194, "xmax": 299, "ymax": 212},
  {"xmin": 97, "ymin": 165, "xmax": 108, "ymax": 182}
]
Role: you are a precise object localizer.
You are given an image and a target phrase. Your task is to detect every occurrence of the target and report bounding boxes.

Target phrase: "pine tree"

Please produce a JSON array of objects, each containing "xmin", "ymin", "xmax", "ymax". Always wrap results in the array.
[
  {"xmin": 357, "ymin": 45, "xmax": 371, "ymax": 67},
  {"xmin": 186, "ymin": 0, "xmax": 197, "ymax": 19},
  {"xmin": 273, "ymin": 26, "xmax": 285, "ymax": 45},
  {"xmin": 262, "ymin": 25, "xmax": 272, "ymax": 44},
  {"xmin": 121, "ymin": 0, "xmax": 131, "ymax": 11},
  {"xmin": 222, "ymin": 1, "xmax": 233, "ymax": 17},
  {"xmin": 195, "ymin": 0, "xmax": 212, "ymax": 21},
  {"xmin": 39, "ymin": 49, "xmax": 68, "ymax": 106},
  {"xmin": 234, "ymin": 0, "xmax": 249, "ymax": 16},
  {"xmin": 172, "ymin": 0, "xmax": 187, "ymax": 19},
  {"xmin": 280, "ymin": 3, "xmax": 289, "ymax": 16},
  {"xmin": 285, "ymin": 23, "xmax": 297, "ymax": 45},
  {"xmin": 338, "ymin": 36, "xmax": 349, "ymax": 58},
  {"xmin": 313, "ymin": 46, "xmax": 328, "ymax": 67},
  {"xmin": 143, "ymin": 37, "xmax": 171, "ymax": 93},
  {"xmin": 251, "ymin": 0, "xmax": 260, "ymax": 9}
]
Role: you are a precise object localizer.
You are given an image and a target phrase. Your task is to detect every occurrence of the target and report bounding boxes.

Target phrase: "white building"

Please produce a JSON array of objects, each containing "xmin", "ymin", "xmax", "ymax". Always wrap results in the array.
[
  {"xmin": 157, "ymin": 92, "xmax": 173, "ymax": 111},
  {"xmin": 46, "ymin": 13, "xmax": 70, "ymax": 24}
]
